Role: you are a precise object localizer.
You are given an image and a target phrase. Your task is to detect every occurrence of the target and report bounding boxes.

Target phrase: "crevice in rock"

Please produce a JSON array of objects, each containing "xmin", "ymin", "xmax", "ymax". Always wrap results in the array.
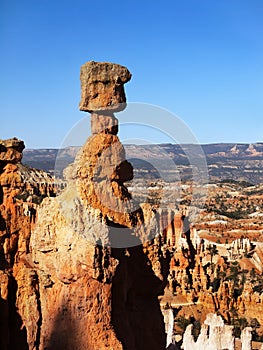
[
  {"xmin": 111, "ymin": 231, "xmax": 167, "ymax": 350},
  {"xmin": 9, "ymin": 232, "xmax": 19, "ymax": 266},
  {"xmin": 93, "ymin": 241, "xmax": 105, "ymax": 281},
  {"xmin": 8, "ymin": 274, "xmax": 29, "ymax": 350},
  {"xmin": 34, "ymin": 272, "xmax": 42, "ymax": 350},
  {"xmin": 0, "ymin": 185, "xmax": 3, "ymax": 205},
  {"xmin": 0, "ymin": 295, "xmax": 9, "ymax": 350},
  {"xmin": 0, "ymin": 211, "xmax": 6, "ymax": 231},
  {"xmin": 182, "ymin": 216, "xmax": 196, "ymax": 288}
]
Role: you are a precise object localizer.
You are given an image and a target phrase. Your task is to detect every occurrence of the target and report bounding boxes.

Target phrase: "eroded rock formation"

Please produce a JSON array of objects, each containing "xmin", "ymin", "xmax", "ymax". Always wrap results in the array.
[
  {"xmin": 159, "ymin": 210, "xmax": 263, "ymax": 331},
  {"xmin": 2, "ymin": 63, "xmax": 263, "ymax": 350},
  {"xmin": 3, "ymin": 61, "xmax": 169, "ymax": 350},
  {"xmin": 182, "ymin": 313, "xmax": 252, "ymax": 350},
  {"xmin": 0, "ymin": 138, "xmax": 58, "ymax": 349},
  {"xmin": 79, "ymin": 61, "xmax": 131, "ymax": 112}
]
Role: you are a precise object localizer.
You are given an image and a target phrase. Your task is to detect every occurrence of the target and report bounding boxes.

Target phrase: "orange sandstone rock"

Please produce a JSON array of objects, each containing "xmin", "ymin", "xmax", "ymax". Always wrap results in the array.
[
  {"xmin": 0, "ymin": 138, "xmax": 24, "ymax": 163},
  {"xmin": 91, "ymin": 112, "xmax": 118, "ymax": 135},
  {"xmin": 79, "ymin": 61, "xmax": 131, "ymax": 112}
]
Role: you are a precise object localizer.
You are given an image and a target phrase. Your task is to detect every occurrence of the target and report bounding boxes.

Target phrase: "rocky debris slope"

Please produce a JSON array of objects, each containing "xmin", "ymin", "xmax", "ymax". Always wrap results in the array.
[{"xmin": 0, "ymin": 62, "xmax": 170, "ymax": 350}]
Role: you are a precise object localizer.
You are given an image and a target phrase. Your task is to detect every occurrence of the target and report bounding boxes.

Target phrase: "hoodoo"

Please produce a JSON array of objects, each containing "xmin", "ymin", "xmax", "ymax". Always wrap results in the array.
[{"xmin": 27, "ymin": 61, "xmax": 169, "ymax": 349}]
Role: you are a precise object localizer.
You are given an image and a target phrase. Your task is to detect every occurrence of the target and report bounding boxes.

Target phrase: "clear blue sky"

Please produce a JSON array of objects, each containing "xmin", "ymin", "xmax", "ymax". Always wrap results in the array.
[{"xmin": 1, "ymin": 0, "xmax": 263, "ymax": 148}]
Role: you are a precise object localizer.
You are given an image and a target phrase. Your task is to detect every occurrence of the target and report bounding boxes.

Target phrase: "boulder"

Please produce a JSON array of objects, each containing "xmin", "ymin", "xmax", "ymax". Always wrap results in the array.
[{"xmin": 79, "ymin": 61, "xmax": 131, "ymax": 112}]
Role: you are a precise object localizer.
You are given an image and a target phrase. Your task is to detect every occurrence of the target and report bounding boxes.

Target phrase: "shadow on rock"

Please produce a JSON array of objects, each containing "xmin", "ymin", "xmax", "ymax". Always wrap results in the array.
[
  {"xmin": 46, "ymin": 303, "xmax": 79, "ymax": 350},
  {"xmin": 5, "ymin": 276, "xmax": 29, "ymax": 350},
  {"xmin": 110, "ymin": 227, "xmax": 167, "ymax": 350}
]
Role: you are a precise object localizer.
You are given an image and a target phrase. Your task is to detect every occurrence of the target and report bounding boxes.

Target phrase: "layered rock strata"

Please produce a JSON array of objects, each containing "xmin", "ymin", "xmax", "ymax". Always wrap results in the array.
[
  {"xmin": 24, "ymin": 61, "xmax": 169, "ymax": 349},
  {"xmin": 79, "ymin": 61, "xmax": 131, "ymax": 112},
  {"xmin": 0, "ymin": 138, "xmax": 58, "ymax": 349},
  {"xmin": 160, "ymin": 211, "xmax": 263, "ymax": 339}
]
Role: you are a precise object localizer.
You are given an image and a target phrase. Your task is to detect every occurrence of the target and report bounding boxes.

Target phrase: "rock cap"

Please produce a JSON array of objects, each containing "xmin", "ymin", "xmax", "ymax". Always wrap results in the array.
[
  {"xmin": 0, "ymin": 137, "xmax": 25, "ymax": 163},
  {"xmin": 79, "ymin": 61, "xmax": 131, "ymax": 113}
]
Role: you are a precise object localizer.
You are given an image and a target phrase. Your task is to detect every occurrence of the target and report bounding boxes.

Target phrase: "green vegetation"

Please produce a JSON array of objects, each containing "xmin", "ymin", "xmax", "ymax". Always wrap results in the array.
[
  {"xmin": 214, "ymin": 208, "xmax": 247, "ymax": 220},
  {"xmin": 176, "ymin": 316, "xmax": 201, "ymax": 341},
  {"xmin": 229, "ymin": 306, "xmax": 248, "ymax": 338},
  {"xmin": 15, "ymin": 191, "xmax": 45, "ymax": 204},
  {"xmin": 219, "ymin": 179, "xmax": 254, "ymax": 187},
  {"xmin": 176, "ymin": 315, "xmax": 191, "ymax": 332},
  {"xmin": 206, "ymin": 244, "xmax": 218, "ymax": 266},
  {"xmin": 211, "ymin": 263, "xmax": 263, "ymax": 340},
  {"xmin": 15, "ymin": 191, "xmax": 30, "ymax": 202},
  {"xmin": 251, "ymin": 272, "xmax": 263, "ymax": 293}
]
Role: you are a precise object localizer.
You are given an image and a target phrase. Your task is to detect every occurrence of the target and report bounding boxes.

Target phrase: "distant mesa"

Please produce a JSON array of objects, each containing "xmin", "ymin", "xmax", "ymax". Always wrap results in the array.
[{"xmin": 23, "ymin": 142, "xmax": 263, "ymax": 184}]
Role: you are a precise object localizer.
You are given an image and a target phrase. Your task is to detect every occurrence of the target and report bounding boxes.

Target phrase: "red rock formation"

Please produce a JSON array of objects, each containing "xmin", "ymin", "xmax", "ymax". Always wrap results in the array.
[
  {"xmin": 0, "ymin": 138, "xmax": 24, "ymax": 163},
  {"xmin": 79, "ymin": 61, "xmax": 131, "ymax": 112},
  {"xmin": 0, "ymin": 138, "xmax": 58, "ymax": 349},
  {"xmin": 75, "ymin": 131, "xmax": 144, "ymax": 230},
  {"xmin": 4, "ymin": 62, "xmax": 263, "ymax": 350},
  {"xmin": 8, "ymin": 61, "xmax": 168, "ymax": 350},
  {"xmin": 162, "ymin": 214, "xmax": 263, "ymax": 337}
]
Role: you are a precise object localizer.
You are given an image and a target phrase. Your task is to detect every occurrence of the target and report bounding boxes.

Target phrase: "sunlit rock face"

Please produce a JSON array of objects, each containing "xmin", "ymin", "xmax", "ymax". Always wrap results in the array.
[
  {"xmin": 79, "ymin": 61, "xmax": 131, "ymax": 112},
  {"xmin": 0, "ymin": 138, "xmax": 58, "ymax": 350},
  {"xmin": 181, "ymin": 313, "xmax": 258, "ymax": 350},
  {"xmin": 0, "ymin": 62, "xmax": 169, "ymax": 350},
  {"xmin": 0, "ymin": 138, "xmax": 25, "ymax": 163}
]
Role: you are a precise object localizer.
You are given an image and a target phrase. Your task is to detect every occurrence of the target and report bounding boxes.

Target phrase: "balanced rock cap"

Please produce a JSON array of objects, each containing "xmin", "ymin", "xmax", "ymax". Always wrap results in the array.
[
  {"xmin": 79, "ymin": 61, "xmax": 132, "ymax": 113},
  {"xmin": 0, "ymin": 137, "xmax": 25, "ymax": 163}
]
